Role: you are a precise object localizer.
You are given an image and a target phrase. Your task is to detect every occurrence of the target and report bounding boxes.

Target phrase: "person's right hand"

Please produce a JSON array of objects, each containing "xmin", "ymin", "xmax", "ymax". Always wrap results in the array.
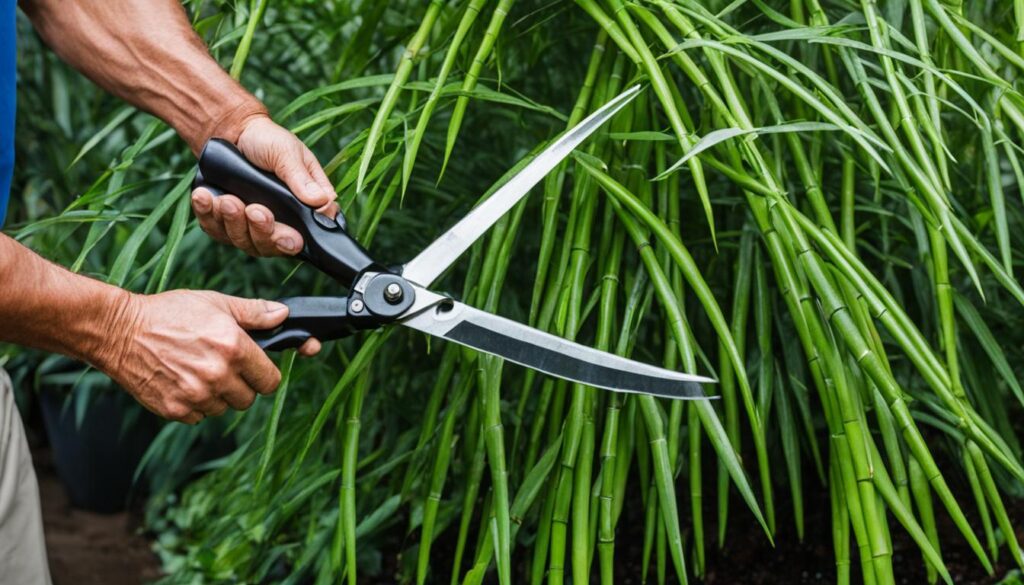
[
  {"xmin": 191, "ymin": 116, "xmax": 338, "ymax": 257},
  {"xmin": 97, "ymin": 290, "xmax": 320, "ymax": 424}
]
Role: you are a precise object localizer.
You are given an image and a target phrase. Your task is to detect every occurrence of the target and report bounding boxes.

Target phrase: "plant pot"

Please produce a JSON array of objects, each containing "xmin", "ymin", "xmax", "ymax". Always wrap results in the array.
[{"xmin": 39, "ymin": 383, "xmax": 158, "ymax": 514}]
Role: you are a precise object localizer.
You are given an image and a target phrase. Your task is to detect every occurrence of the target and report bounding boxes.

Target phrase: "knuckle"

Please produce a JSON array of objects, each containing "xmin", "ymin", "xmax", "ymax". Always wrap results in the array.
[
  {"xmin": 184, "ymin": 381, "xmax": 211, "ymax": 404},
  {"xmin": 200, "ymin": 359, "xmax": 230, "ymax": 384},
  {"xmin": 228, "ymin": 333, "xmax": 249, "ymax": 360},
  {"xmin": 165, "ymin": 402, "xmax": 191, "ymax": 421}
]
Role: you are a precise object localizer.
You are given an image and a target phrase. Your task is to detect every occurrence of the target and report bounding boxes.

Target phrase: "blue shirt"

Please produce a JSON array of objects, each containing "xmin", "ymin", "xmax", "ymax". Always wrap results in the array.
[{"xmin": 0, "ymin": 0, "xmax": 14, "ymax": 228}]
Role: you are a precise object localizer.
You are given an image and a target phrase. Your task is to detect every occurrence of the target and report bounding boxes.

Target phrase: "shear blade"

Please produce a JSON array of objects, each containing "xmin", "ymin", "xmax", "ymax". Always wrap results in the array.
[
  {"xmin": 402, "ymin": 84, "xmax": 643, "ymax": 289},
  {"xmin": 399, "ymin": 287, "xmax": 712, "ymax": 400}
]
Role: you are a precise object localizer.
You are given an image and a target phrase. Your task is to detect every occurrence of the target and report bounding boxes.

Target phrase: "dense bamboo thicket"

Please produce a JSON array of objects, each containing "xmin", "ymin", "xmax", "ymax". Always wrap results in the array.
[{"xmin": 10, "ymin": 1, "xmax": 1024, "ymax": 583}]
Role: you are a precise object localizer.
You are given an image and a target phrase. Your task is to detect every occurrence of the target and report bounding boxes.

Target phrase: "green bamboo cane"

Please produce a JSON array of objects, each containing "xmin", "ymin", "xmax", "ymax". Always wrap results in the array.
[
  {"xmin": 440, "ymin": 0, "xmax": 517, "ymax": 179},
  {"xmin": 417, "ymin": 375, "xmax": 472, "ymax": 585},
  {"xmin": 772, "ymin": 195, "xmax": 992, "ymax": 572},
  {"xmin": 774, "ymin": 357, "xmax": 803, "ymax": 540},
  {"xmin": 872, "ymin": 391, "xmax": 910, "ymax": 510},
  {"xmin": 860, "ymin": 0, "xmax": 945, "ymax": 193},
  {"xmin": 594, "ymin": 209, "xmax": 626, "ymax": 585},
  {"xmin": 583, "ymin": 159, "xmax": 773, "ymax": 537},
  {"xmin": 688, "ymin": 404, "xmax": 704, "ymax": 574},
  {"xmin": 402, "ymin": 347, "xmax": 460, "ymax": 495},
  {"xmin": 716, "ymin": 230, "xmax": 753, "ymax": 547},
  {"xmin": 341, "ymin": 371, "xmax": 371, "ymax": 585},
  {"xmin": 839, "ymin": 156, "xmax": 856, "ymax": 251},
  {"xmin": 529, "ymin": 31, "xmax": 606, "ymax": 325},
  {"xmin": 531, "ymin": 478, "xmax": 557, "ymax": 585},
  {"xmin": 785, "ymin": 205, "xmax": 1024, "ymax": 480},
  {"xmin": 909, "ymin": 455, "xmax": 941, "ymax": 584},
  {"xmin": 463, "ymin": 439, "xmax": 563, "ymax": 582},
  {"xmin": 550, "ymin": 52, "xmax": 627, "ymax": 585},
  {"xmin": 588, "ymin": 0, "xmax": 715, "ymax": 245},
  {"xmin": 402, "ymin": 0, "xmax": 489, "ymax": 192},
  {"xmin": 962, "ymin": 446, "xmax": 997, "ymax": 561},
  {"xmin": 830, "ymin": 449, "xmax": 852, "ymax": 585},
  {"xmin": 919, "ymin": 0, "xmax": 1024, "ymax": 138},
  {"xmin": 451, "ymin": 433, "xmax": 487, "ymax": 585},
  {"xmin": 832, "ymin": 436, "xmax": 879, "ymax": 585},
  {"xmin": 966, "ymin": 441, "xmax": 1024, "ymax": 572},
  {"xmin": 356, "ymin": 0, "xmax": 444, "ymax": 191},
  {"xmin": 651, "ymin": 133, "xmax": 703, "ymax": 576},
  {"xmin": 571, "ymin": 396, "xmax": 597, "ymax": 585}
]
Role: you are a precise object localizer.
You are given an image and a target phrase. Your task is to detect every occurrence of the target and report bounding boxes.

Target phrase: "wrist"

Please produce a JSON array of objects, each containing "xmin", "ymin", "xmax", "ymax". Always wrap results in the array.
[
  {"xmin": 80, "ymin": 288, "xmax": 143, "ymax": 377},
  {"xmin": 187, "ymin": 94, "xmax": 269, "ymax": 155}
]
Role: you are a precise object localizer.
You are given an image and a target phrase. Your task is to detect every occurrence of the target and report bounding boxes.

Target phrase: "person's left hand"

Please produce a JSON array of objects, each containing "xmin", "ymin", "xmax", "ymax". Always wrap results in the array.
[{"xmin": 191, "ymin": 115, "xmax": 339, "ymax": 257}]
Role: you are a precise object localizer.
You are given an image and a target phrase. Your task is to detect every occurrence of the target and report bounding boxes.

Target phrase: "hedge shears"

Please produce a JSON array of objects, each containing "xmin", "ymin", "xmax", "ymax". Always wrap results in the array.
[{"xmin": 194, "ymin": 85, "xmax": 711, "ymax": 400}]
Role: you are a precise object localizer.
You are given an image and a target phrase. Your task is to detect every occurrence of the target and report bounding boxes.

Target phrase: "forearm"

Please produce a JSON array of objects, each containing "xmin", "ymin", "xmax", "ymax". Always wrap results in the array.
[
  {"xmin": 20, "ymin": 0, "xmax": 267, "ymax": 153},
  {"xmin": 0, "ymin": 234, "xmax": 132, "ymax": 369}
]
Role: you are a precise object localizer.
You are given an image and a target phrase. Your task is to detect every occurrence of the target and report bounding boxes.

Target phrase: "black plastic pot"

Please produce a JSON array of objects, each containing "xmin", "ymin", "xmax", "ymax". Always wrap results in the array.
[{"xmin": 39, "ymin": 384, "xmax": 158, "ymax": 514}]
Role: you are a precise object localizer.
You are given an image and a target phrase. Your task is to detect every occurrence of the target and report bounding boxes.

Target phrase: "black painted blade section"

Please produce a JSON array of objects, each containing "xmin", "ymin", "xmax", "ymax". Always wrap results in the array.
[{"xmin": 444, "ymin": 320, "xmax": 705, "ymax": 399}]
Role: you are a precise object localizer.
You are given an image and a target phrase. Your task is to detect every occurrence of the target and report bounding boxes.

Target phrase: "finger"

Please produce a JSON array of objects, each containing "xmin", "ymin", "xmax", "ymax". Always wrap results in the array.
[
  {"xmin": 303, "ymin": 147, "xmax": 336, "ymax": 211},
  {"xmin": 244, "ymin": 204, "xmax": 280, "ymax": 257},
  {"xmin": 298, "ymin": 338, "xmax": 321, "ymax": 357},
  {"xmin": 270, "ymin": 223, "xmax": 304, "ymax": 256},
  {"xmin": 316, "ymin": 200, "xmax": 341, "ymax": 221},
  {"xmin": 197, "ymin": 395, "xmax": 231, "ymax": 417},
  {"xmin": 192, "ymin": 189, "xmax": 230, "ymax": 244},
  {"xmin": 217, "ymin": 374, "xmax": 259, "ymax": 411},
  {"xmin": 276, "ymin": 144, "xmax": 330, "ymax": 208},
  {"xmin": 236, "ymin": 336, "xmax": 282, "ymax": 396},
  {"xmin": 220, "ymin": 296, "xmax": 289, "ymax": 330},
  {"xmin": 216, "ymin": 195, "xmax": 259, "ymax": 255},
  {"xmin": 179, "ymin": 411, "xmax": 204, "ymax": 425}
]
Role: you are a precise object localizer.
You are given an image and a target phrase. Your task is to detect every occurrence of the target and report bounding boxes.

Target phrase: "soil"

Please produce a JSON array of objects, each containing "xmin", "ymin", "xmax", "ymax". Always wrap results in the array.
[{"xmin": 33, "ymin": 447, "xmax": 163, "ymax": 585}]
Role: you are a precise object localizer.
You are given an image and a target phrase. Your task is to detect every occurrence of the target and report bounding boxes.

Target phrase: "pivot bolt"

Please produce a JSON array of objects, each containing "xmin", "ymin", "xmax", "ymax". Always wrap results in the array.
[
  {"xmin": 384, "ymin": 283, "xmax": 404, "ymax": 304},
  {"xmin": 350, "ymin": 299, "xmax": 365, "ymax": 313}
]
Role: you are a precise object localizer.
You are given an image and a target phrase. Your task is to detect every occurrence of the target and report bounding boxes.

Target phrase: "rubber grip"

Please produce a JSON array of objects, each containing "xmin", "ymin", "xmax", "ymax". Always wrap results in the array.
[
  {"xmin": 251, "ymin": 297, "xmax": 357, "ymax": 352},
  {"xmin": 195, "ymin": 138, "xmax": 380, "ymax": 285}
]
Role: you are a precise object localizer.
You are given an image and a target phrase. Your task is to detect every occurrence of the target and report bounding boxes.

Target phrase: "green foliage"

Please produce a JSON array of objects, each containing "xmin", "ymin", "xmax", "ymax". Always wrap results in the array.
[{"xmin": 9, "ymin": 1, "xmax": 1024, "ymax": 584}]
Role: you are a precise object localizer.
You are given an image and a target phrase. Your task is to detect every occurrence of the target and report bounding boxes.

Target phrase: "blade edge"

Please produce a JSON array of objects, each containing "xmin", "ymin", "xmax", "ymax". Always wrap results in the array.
[
  {"xmin": 402, "ymin": 84, "xmax": 642, "ymax": 288},
  {"xmin": 400, "ymin": 298, "xmax": 712, "ymax": 400}
]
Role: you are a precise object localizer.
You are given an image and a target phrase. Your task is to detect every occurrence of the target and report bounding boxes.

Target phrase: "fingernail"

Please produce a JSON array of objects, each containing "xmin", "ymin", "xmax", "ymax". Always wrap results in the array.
[
  {"xmin": 192, "ymin": 193, "xmax": 210, "ymax": 212},
  {"xmin": 279, "ymin": 238, "xmax": 299, "ymax": 253},
  {"xmin": 247, "ymin": 207, "xmax": 267, "ymax": 223},
  {"xmin": 265, "ymin": 301, "xmax": 288, "ymax": 314},
  {"xmin": 222, "ymin": 200, "xmax": 240, "ymax": 216}
]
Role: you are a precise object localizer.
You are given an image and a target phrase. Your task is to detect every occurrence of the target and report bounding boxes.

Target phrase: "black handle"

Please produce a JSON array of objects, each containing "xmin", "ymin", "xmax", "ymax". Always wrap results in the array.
[
  {"xmin": 195, "ymin": 138, "xmax": 381, "ymax": 286},
  {"xmin": 251, "ymin": 297, "xmax": 358, "ymax": 351}
]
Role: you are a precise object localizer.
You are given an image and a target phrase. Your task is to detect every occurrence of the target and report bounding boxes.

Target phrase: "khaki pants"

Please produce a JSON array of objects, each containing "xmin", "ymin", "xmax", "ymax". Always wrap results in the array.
[{"xmin": 0, "ymin": 368, "xmax": 51, "ymax": 585}]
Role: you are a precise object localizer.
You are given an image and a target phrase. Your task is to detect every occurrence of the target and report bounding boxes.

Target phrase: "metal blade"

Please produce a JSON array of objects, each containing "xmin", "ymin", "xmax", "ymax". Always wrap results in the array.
[
  {"xmin": 402, "ymin": 84, "xmax": 642, "ymax": 288},
  {"xmin": 399, "ymin": 287, "xmax": 712, "ymax": 400}
]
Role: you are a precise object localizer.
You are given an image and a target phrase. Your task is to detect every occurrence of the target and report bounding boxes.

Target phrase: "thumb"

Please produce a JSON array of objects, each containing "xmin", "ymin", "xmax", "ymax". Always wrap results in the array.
[
  {"xmin": 273, "ymin": 146, "xmax": 331, "ymax": 209},
  {"xmin": 223, "ymin": 296, "xmax": 289, "ymax": 330},
  {"xmin": 236, "ymin": 118, "xmax": 331, "ymax": 209}
]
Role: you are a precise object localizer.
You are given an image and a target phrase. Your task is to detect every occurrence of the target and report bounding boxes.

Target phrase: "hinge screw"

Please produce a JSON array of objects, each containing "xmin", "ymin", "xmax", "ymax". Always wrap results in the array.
[
  {"xmin": 350, "ymin": 299, "xmax": 365, "ymax": 313},
  {"xmin": 384, "ymin": 283, "xmax": 404, "ymax": 304}
]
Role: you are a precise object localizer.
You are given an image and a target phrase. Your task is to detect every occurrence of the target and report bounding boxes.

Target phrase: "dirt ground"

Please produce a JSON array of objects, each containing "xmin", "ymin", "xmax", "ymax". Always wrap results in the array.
[{"xmin": 33, "ymin": 448, "xmax": 163, "ymax": 585}]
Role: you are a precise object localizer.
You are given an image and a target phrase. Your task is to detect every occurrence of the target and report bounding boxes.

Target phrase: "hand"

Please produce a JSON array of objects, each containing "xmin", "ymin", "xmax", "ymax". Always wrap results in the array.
[
  {"xmin": 98, "ymin": 290, "xmax": 321, "ymax": 424},
  {"xmin": 191, "ymin": 116, "xmax": 339, "ymax": 257}
]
